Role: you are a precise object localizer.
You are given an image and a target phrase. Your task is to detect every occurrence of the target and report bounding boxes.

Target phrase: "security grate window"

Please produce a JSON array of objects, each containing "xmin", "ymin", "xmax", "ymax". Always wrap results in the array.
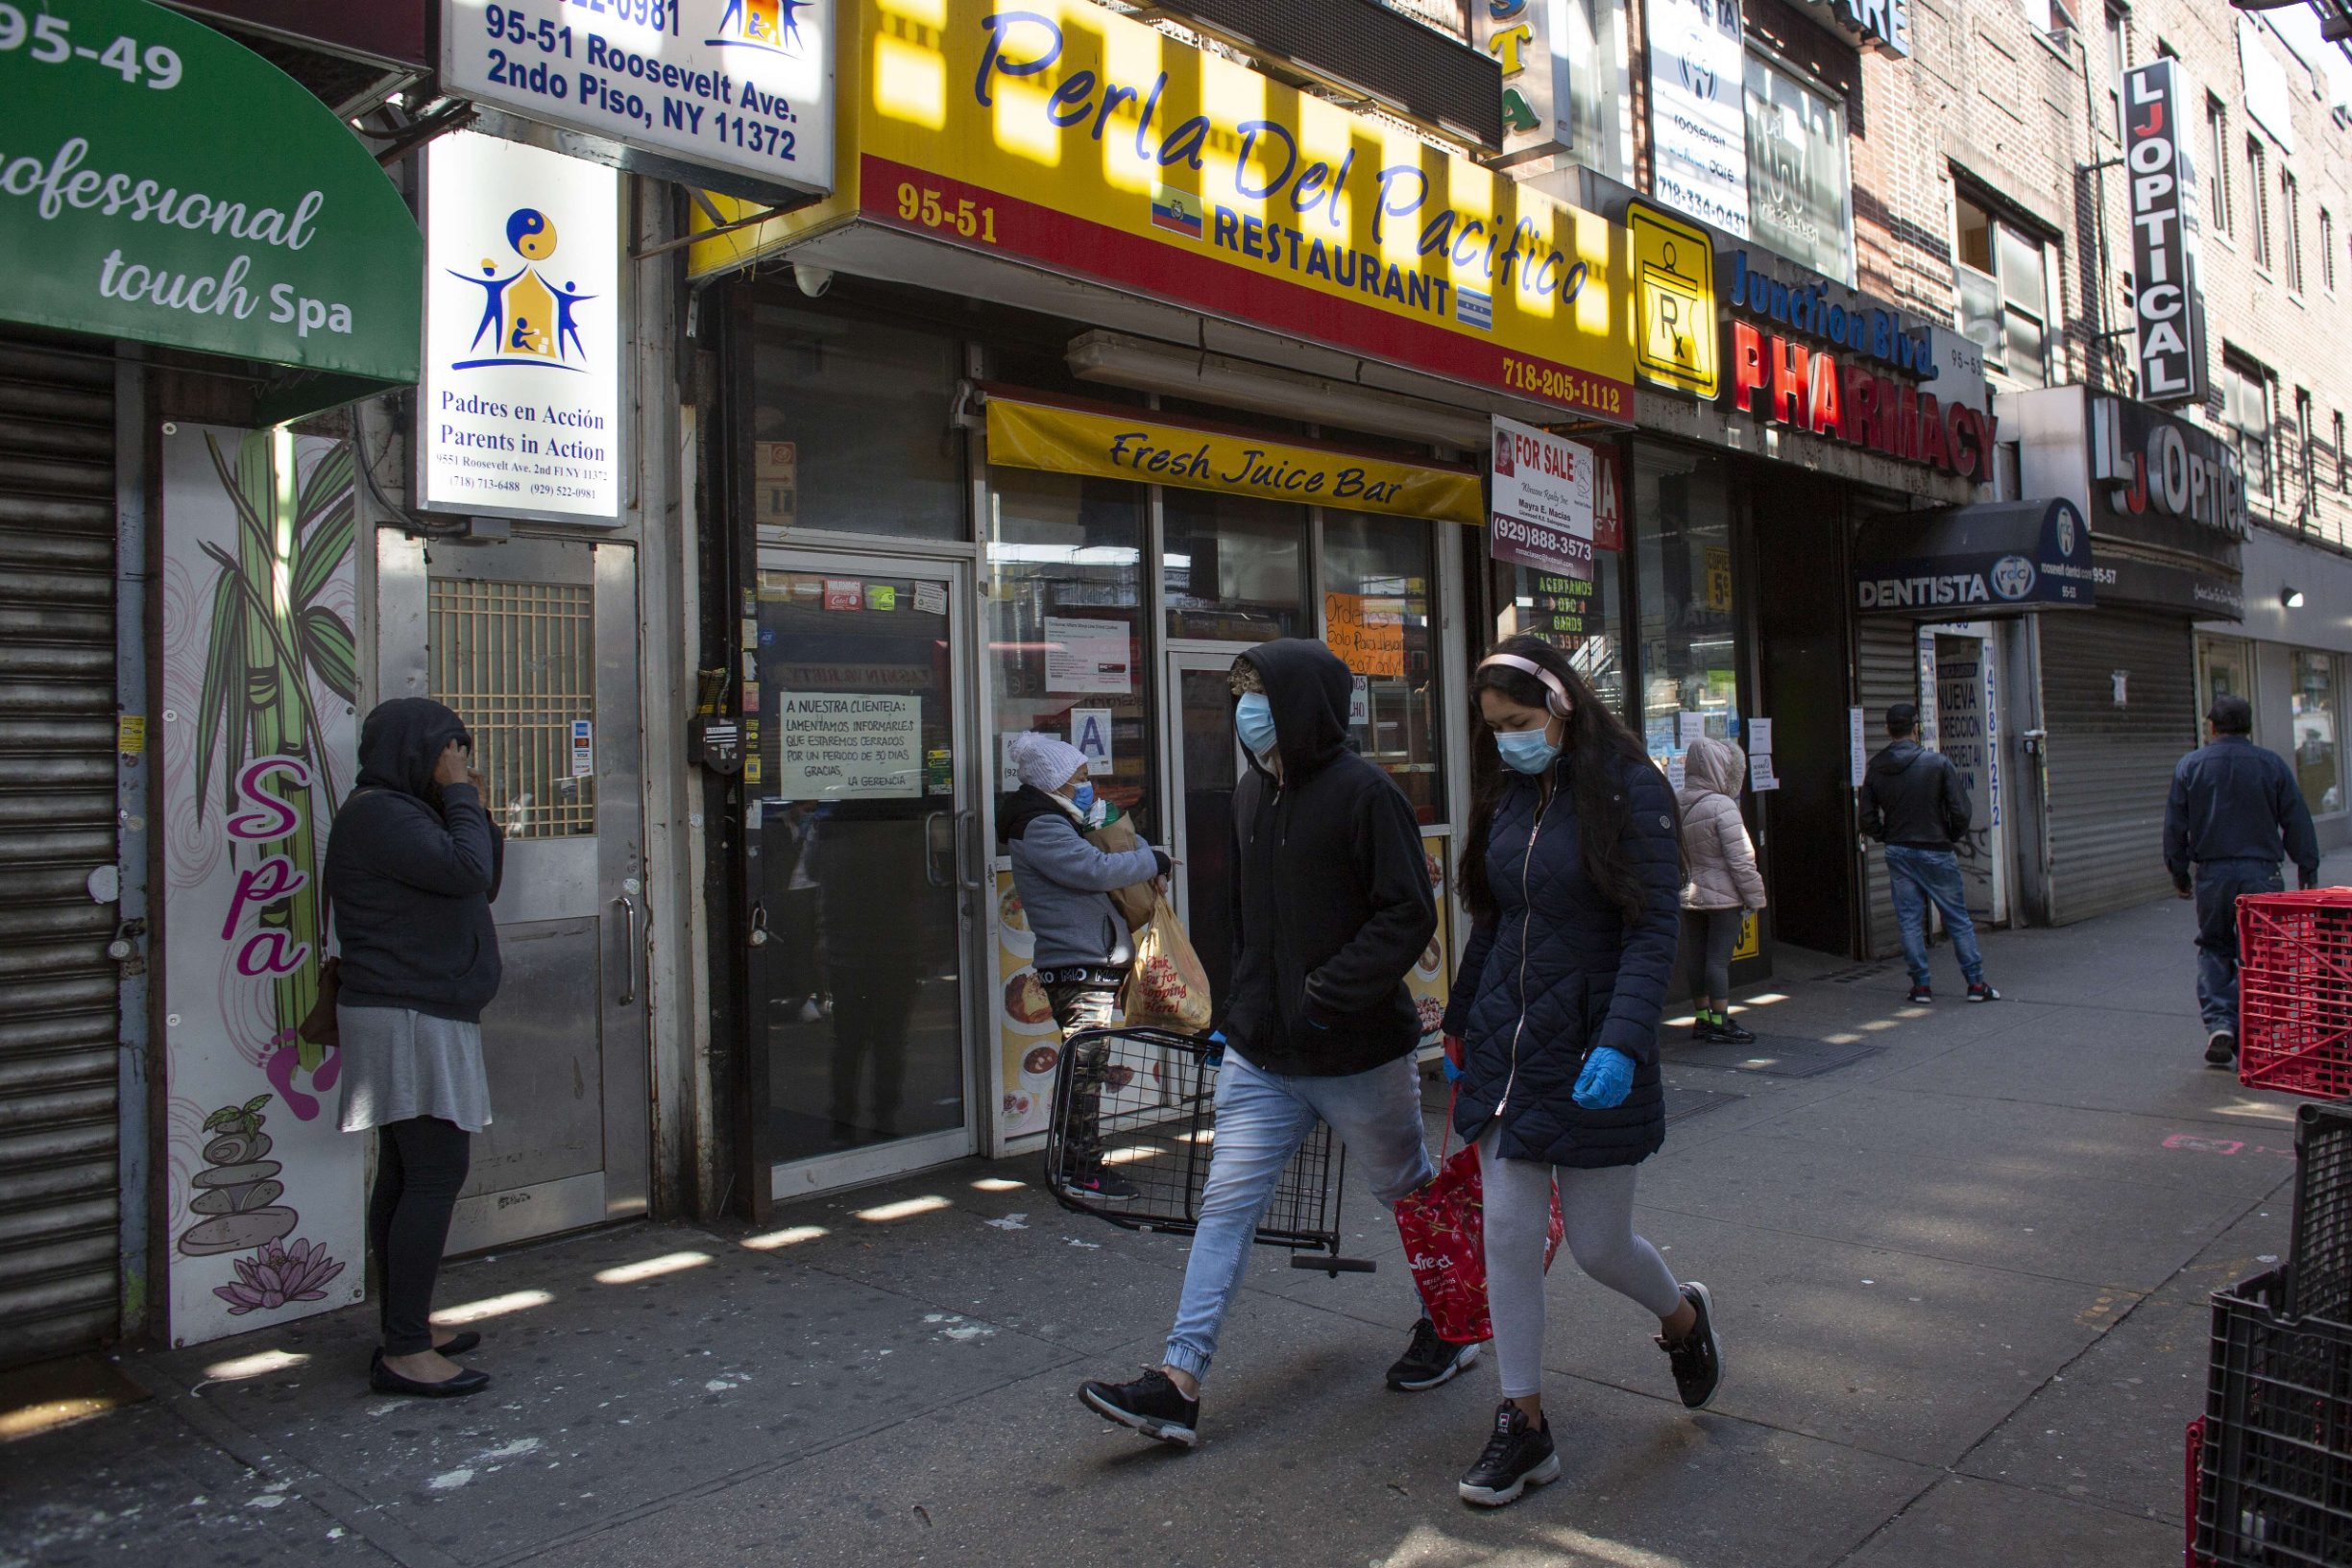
[{"xmin": 428, "ymin": 577, "xmax": 597, "ymax": 839}]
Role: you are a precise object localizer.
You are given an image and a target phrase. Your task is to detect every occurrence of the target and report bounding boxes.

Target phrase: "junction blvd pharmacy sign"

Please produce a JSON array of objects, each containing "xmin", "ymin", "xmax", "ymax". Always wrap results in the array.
[{"xmin": 0, "ymin": 0, "xmax": 420, "ymax": 392}]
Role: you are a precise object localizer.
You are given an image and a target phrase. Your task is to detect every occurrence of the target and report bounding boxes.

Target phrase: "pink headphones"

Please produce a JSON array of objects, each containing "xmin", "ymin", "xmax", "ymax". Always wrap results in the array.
[{"xmin": 1477, "ymin": 652, "xmax": 1574, "ymax": 718}]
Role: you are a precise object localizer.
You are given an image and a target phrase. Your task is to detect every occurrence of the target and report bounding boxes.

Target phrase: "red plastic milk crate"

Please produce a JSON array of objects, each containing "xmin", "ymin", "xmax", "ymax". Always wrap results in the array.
[{"xmin": 2238, "ymin": 890, "xmax": 2352, "ymax": 1101}]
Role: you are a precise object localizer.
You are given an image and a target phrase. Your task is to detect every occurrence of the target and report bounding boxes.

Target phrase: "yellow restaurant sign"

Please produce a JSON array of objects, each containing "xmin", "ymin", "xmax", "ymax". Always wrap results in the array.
[
  {"xmin": 985, "ymin": 394, "xmax": 1482, "ymax": 525},
  {"xmin": 692, "ymin": 0, "xmax": 1635, "ymax": 423}
]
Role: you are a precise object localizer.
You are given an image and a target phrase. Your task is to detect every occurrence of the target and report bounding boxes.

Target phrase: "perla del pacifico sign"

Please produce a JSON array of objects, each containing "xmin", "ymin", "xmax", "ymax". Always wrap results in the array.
[{"xmin": 0, "ymin": 0, "xmax": 420, "ymax": 389}]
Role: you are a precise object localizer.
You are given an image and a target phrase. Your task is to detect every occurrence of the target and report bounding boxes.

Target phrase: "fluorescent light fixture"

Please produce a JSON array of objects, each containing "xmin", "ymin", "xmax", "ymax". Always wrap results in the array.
[
  {"xmin": 1065, "ymin": 330, "xmax": 1495, "ymax": 450},
  {"xmin": 2285, "ymin": 588, "xmax": 2306, "ymax": 609}
]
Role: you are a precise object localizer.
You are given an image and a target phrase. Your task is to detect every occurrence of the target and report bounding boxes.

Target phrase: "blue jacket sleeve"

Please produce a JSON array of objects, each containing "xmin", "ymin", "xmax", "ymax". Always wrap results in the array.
[
  {"xmin": 1442, "ymin": 915, "xmax": 1495, "ymax": 1038},
  {"xmin": 2163, "ymin": 757, "xmax": 2194, "ymax": 880},
  {"xmin": 2275, "ymin": 755, "xmax": 2322, "ymax": 878},
  {"xmin": 1595, "ymin": 766, "xmax": 1684, "ymax": 1068},
  {"xmin": 365, "ymin": 784, "xmax": 499, "ymax": 898},
  {"xmin": 1022, "ymin": 813, "xmax": 1160, "ymax": 893}
]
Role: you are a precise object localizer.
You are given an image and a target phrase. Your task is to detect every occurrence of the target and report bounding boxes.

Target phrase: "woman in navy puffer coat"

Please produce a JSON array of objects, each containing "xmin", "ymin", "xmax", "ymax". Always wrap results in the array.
[{"xmin": 1440, "ymin": 638, "xmax": 1727, "ymax": 1509}]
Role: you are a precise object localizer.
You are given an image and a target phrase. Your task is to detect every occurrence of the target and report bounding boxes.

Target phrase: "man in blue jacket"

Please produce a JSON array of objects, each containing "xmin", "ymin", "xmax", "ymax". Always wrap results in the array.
[
  {"xmin": 1078, "ymin": 639, "xmax": 1452, "ymax": 1448},
  {"xmin": 2165, "ymin": 694, "xmax": 2321, "ymax": 1067}
]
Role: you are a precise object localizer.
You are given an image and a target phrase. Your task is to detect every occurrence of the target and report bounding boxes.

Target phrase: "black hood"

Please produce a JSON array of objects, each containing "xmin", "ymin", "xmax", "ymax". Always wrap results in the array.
[
  {"xmin": 997, "ymin": 784, "xmax": 1075, "ymax": 846},
  {"xmin": 355, "ymin": 697, "xmax": 471, "ymax": 799},
  {"xmin": 1239, "ymin": 639, "xmax": 1353, "ymax": 781},
  {"xmin": 1870, "ymin": 737, "xmax": 1928, "ymax": 779}
]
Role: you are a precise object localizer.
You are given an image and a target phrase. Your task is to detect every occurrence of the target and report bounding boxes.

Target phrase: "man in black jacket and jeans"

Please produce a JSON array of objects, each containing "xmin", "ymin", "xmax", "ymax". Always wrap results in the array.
[
  {"xmin": 2164, "ymin": 694, "xmax": 2321, "ymax": 1066},
  {"xmin": 1079, "ymin": 639, "xmax": 1455, "ymax": 1447},
  {"xmin": 1860, "ymin": 703, "xmax": 1999, "ymax": 1005}
]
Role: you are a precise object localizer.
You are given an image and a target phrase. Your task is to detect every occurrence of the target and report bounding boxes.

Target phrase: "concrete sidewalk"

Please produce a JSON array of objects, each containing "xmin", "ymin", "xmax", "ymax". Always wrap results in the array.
[{"xmin": 7, "ymin": 866, "xmax": 2332, "ymax": 1568}]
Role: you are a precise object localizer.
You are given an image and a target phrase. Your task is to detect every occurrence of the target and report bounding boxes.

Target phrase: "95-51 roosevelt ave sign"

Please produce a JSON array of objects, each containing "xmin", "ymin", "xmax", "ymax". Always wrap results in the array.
[
  {"xmin": 0, "ymin": 0, "xmax": 420, "ymax": 390},
  {"xmin": 442, "ymin": 0, "xmax": 836, "ymax": 204}
]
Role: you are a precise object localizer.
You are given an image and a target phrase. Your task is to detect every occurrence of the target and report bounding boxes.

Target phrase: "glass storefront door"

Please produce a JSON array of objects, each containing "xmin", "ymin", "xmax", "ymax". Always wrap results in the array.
[
  {"xmin": 751, "ymin": 550, "xmax": 979, "ymax": 1195},
  {"xmin": 1163, "ymin": 649, "xmax": 1253, "ymax": 1008}
]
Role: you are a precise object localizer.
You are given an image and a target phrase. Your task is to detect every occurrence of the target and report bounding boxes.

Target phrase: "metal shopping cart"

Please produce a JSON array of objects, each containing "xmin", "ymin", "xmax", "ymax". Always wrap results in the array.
[{"xmin": 1041, "ymin": 1025, "xmax": 1375, "ymax": 1276}]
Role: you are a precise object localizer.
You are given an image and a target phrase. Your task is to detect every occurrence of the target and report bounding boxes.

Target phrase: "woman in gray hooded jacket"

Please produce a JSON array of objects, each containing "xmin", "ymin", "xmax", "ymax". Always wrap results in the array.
[
  {"xmin": 999, "ymin": 733, "xmax": 1168, "ymax": 1195},
  {"xmin": 1677, "ymin": 734, "xmax": 1767, "ymax": 1045}
]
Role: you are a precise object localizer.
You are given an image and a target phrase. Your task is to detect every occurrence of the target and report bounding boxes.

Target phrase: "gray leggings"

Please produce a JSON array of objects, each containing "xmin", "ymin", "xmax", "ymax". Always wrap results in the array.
[
  {"xmin": 1479, "ymin": 1129, "xmax": 1684, "ymax": 1400},
  {"xmin": 1682, "ymin": 907, "xmax": 1741, "ymax": 1001}
]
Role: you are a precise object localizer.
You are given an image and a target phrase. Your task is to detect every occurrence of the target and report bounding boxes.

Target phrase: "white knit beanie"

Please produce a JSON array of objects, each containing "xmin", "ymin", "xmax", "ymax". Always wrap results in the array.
[{"xmin": 1009, "ymin": 732, "xmax": 1088, "ymax": 792}]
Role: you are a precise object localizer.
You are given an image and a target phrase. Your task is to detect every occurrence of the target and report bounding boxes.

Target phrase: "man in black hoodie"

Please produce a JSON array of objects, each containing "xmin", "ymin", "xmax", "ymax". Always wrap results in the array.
[
  {"xmin": 1860, "ymin": 702, "xmax": 1998, "ymax": 1005},
  {"xmin": 1079, "ymin": 639, "xmax": 1457, "ymax": 1448}
]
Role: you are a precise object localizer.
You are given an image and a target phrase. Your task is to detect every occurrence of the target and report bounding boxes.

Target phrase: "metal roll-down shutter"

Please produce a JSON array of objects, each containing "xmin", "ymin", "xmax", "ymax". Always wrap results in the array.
[
  {"xmin": 2039, "ymin": 608, "xmax": 2197, "ymax": 925},
  {"xmin": 0, "ymin": 335, "xmax": 121, "ymax": 1367}
]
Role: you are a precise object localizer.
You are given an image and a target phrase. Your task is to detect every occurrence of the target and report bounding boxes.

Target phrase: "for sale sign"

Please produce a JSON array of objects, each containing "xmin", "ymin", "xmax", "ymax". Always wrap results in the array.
[{"xmin": 1490, "ymin": 415, "xmax": 1596, "ymax": 581}]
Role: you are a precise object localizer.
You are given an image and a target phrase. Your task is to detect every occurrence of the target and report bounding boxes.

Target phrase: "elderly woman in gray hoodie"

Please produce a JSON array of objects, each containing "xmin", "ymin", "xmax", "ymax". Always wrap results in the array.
[
  {"xmin": 999, "ymin": 733, "xmax": 1169, "ymax": 1196},
  {"xmin": 1677, "ymin": 734, "xmax": 1767, "ymax": 1045}
]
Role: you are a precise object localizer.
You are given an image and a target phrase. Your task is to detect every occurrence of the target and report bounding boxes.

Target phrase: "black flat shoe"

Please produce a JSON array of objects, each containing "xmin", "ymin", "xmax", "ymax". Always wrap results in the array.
[
  {"xmin": 370, "ymin": 1347, "xmax": 490, "ymax": 1399},
  {"xmin": 433, "ymin": 1330, "xmax": 481, "ymax": 1357}
]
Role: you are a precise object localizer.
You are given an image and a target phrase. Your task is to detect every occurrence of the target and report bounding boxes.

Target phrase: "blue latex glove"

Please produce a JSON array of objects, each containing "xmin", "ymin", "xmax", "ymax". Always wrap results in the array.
[
  {"xmin": 1204, "ymin": 1029, "xmax": 1226, "ymax": 1067},
  {"xmin": 1572, "ymin": 1047, "xmax": 1636, "ymax": 1110},
  {"xmin": 1441, "ymin": 1032, "xmax": 1466, "ymax": 1083}
]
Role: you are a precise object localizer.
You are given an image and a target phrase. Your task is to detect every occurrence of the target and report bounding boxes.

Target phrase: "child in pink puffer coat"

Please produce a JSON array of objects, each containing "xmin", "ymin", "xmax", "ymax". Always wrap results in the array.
[{"xmin": 1677, "ymin": 734, "xmax": 1767, "ymax": 1044}]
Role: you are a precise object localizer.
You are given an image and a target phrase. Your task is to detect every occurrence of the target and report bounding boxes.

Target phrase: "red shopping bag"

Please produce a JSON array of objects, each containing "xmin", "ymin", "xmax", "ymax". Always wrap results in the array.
[{"xmin": 1394, "ymin": 1102, "xmax": 1564, "ymax": 1345}]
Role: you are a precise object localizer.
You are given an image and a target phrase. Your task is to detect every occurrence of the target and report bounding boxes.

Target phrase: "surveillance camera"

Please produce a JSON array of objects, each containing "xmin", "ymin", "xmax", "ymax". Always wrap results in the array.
[{"xmin": 794, "ymin": 263, "xmax": 833, "ymax": 299}]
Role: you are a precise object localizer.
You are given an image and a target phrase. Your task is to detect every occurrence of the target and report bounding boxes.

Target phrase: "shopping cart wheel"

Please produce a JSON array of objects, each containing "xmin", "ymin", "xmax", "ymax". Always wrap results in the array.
[{"xmin": 1291, "ymin": 1253, "xmax": 1377, "ymax": 1275}]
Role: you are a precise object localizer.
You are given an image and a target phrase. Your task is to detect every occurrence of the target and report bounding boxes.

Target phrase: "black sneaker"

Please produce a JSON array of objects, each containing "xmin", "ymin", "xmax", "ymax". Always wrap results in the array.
[
  {"xmin": 1967, "ymin": 981, "xmax": 2000, "ymax": 1003},
  {"xmin": 1689, "ymin": 1015, "xmax": 1726, "ymax": 1043},
  {"xmin": 1713, "ymin": 1015, "xmax": 1758, "ymax": 1045},
  {"xmin": 1905, "ymin": 983, "xmax": 1933, "ymax": 1004},
  {"xmin": 1658, "ymin": 1282, "xmax": 1723, "ymax": 1410},
  {"xmin": 1065, "ymin": 1168, "xmax": 1140, "ymax": 1201},
  {"xmin": 2205, "ymin": 1030, "xmax": 2238, "ymax": 1068},
  {"xmin": 1387, "ymin": 1316, "xmax": 1480, "ymax": 1391},
  {"xmin": 1458, "ymin": 1400, "xmax": 1560, "ymax": 1507},
  {"xmin": 1079, "ymin": 1367, "xmax": 1200, "ymax": 1448}
]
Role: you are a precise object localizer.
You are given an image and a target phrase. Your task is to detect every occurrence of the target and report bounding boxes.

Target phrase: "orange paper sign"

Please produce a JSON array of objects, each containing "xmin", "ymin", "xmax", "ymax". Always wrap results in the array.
[{"xmin": 1325, "ymin": 593, "xmax": 1406, "ymax": 677}]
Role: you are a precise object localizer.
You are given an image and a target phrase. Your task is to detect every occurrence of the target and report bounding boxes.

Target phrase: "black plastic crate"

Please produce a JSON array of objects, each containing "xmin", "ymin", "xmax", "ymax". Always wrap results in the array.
[
  {"xmin": 2197, "ymin": 1268, "xmax": 2352, "ymax": 1566},
  {"xmin": 2289, "ymin": 1102, "xmax": 2352, "ymax": 1323},
  {"xmin": 1039, "ymin": 1025, "xmax": 1368, "ymax": 1271}
]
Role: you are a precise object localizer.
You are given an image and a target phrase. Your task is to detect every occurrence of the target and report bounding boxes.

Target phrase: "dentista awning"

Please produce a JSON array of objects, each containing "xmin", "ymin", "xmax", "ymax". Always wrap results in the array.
[
  {"xmin": 983, "ymin": 389, "xmax": 1484, "ymax": 527},
  {"xmin": 1854, "ymin": 498, "xmax": 2099, "ymax": 616},
  {"xmin": 0, "ymin": 0, "xmax": 421, "ymax": 409}
]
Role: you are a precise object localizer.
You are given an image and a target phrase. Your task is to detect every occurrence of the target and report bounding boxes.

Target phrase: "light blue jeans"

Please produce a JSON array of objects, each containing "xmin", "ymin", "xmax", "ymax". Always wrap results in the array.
[
  {"xmin": 1884, "ymin": 843, "xmax": 1984, "ymax": 987},
  {"xmin": 1163, "ymin": 1047, "xmax": 1435, "ymax": 1383}
]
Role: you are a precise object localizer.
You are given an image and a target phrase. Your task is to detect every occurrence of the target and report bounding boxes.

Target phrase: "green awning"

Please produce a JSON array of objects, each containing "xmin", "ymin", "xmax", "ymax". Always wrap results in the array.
[{"xmin": 0, "ymin": 0, "xmax": 421, "ymax": 409}]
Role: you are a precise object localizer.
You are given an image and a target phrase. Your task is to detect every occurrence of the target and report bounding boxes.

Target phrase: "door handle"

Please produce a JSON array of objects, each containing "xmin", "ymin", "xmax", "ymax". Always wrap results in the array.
[
  {"xmin": 614, "ymin": 892, "xmax": 642, "ymax": 1005},
  {"xmin": 923, "ymin": 809, "xmax": 951, "ymax": 889},
  {"xmin": 956, "ymin": 807, "xmax": 984, "ymax": 893}
]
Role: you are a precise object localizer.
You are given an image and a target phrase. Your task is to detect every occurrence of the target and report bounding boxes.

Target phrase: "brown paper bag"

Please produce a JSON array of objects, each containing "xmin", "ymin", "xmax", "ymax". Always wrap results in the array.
[
  {"xmin": 1085, "ymin": 815, "xmax": 1158, "ymax": 933},
  {"xmin": 1121, "ymin": 893, "xmax": 1214, "ymax": 1034}
]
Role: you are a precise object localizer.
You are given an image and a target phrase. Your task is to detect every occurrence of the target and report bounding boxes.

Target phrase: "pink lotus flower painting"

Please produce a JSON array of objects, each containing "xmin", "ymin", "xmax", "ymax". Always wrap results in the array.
[{"xmin": 212, "ymin": 1237, "xmax": 346, "ymax": 1315}]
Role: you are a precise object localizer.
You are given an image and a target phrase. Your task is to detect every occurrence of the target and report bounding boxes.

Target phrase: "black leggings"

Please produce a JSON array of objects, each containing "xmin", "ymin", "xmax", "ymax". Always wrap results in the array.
[
  {"xmin": 1682, "ymin": 907, "xmax": 1741, "ymax": 1002},
  {"xmin": 368, "ymin": 1117, "xmax": 472, "ymax": 1355}
]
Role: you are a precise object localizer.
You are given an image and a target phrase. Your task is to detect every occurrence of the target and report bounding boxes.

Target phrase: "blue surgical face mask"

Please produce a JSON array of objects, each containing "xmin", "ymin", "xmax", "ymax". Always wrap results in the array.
[
  {"xmin": 1070, "ymin": 782, "xmax": 1096, "ymax": 812},
  {"xmin": 1495, "ymin": 726, "xmax": 1562, "ymax": 776},
  {"xmin": 1234, "ymin": 691, "xmax": 1277, "ymax": 759}
]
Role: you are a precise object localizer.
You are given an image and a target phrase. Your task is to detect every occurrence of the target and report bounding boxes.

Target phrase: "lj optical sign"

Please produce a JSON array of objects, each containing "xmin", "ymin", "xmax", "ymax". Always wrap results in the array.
[
  {"xmin": 0, "ymin": 0, "xmax": 420, "ymax": 384},
  {"xmin": 2122, "ymin": 60, "xmax": 2207, "ymax": 406}
]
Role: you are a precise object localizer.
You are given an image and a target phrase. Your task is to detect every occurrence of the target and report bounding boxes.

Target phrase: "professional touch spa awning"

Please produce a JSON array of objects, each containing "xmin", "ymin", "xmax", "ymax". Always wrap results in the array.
[
  {"xmin": 982, "ymin": 388, "xmax": 1485, "ymax": 527},
  {"xmin": 0, "ymin": 0, "xmax": 422, "ymax": 415},
  {"xmin": 1854, "ymin": 497, "xmax": 2099, "ymax": 616}
]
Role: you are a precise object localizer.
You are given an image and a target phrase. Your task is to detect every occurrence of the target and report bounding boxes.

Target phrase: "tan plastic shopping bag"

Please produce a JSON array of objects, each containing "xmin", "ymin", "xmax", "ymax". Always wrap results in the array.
[{"xmin": 1122, "ymin": 893, "xmax": 1214, "ymax": 1033}]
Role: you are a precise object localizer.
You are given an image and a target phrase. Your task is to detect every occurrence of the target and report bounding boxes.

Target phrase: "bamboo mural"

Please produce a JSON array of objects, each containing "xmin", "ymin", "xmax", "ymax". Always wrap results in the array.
[{"xmin": 193, "ymin": 428, "xmax": 358, "ymax": 1075}]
